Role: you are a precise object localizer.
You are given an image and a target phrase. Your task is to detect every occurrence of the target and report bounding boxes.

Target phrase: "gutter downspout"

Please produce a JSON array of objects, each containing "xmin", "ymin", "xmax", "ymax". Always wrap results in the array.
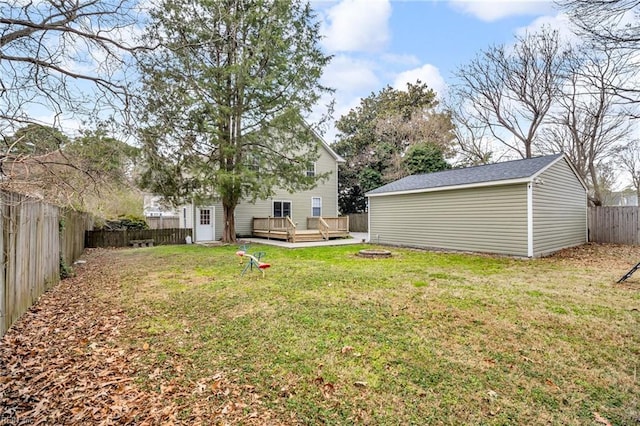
[
  {"xmin": 527, "ymin": 182, "xmax": 533, "ymax": 257},
  {"xmin": 366, "ymin": 197, "xmax": 371, "ymax": 244}
]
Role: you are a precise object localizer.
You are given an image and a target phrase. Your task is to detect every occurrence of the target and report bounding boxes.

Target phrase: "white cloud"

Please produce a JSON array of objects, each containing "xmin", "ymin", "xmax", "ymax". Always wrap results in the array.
[
  {"xmin": 515, "ymin": 12, "xmax": 576, "ymax": 42},
  {"xmin": 321, "ymin": 0, "xmax": 392, "ymax": 53},
  {"xmin": 449, "ymin": 0, "xmax": 556, "ymax": 22},
  {"xmin": 321, "ymin": 55, "xmax": 380, "ymax": 94},
  {"xmin": 381, "ymin": 53, "xmax": 421, "ymax": 67},
  {"xmin": 392, "ymin": 64, "xmax": 447, "ymax": 98}
]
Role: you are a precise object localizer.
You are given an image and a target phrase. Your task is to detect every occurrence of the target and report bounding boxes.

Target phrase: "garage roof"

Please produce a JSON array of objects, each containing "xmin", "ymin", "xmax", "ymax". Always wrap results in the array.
[{"xmin": 366, "ymin": 153, "xmax": 569, "ymax": 197}]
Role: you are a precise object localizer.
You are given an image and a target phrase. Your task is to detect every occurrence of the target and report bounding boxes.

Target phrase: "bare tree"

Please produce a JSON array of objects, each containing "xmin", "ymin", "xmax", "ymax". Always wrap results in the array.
[
  {"xmin": 541, "ymin": 45, "xmax": 632, "ymax": 205},
  {"xmin": 446, "ymin": 98, "xmax": 495, "ymax": 166},
  {"xmin": 560, "ymin": 0, "xmax": 640, "ymax": 108},
  {"xmin": 615, "ymin": 139, "xmax": 640, "ymax": 204},
  {"xmin": 0, "ymin": 0, "xmax": 147, "ymax": 196},
  {"xmin": 452, "ymin": 27, "xmax": 570, "ymax": 158},
  {"xmin": 561, "ymin": 0, "xmax": 640, "ymax": 48}
]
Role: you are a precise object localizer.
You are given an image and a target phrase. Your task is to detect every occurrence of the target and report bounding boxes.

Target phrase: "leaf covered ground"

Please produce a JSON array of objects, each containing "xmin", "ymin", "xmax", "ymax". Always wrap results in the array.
[{"xmin": 1, "ymin": 243, "xmax": 639, "ymax": 425}]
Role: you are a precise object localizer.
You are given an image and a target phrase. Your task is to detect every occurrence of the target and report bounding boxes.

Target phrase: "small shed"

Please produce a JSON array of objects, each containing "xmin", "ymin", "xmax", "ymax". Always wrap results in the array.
[{"xmin": 366, "ymin": 154, "xmax": 587, "ymax": 257}]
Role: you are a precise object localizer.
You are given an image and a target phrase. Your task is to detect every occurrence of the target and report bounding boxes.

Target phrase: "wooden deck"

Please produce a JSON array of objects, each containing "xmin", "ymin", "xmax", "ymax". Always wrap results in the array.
[{"xmin": 252, "ymin": 216, "xmax": 349, "ymax": 243}]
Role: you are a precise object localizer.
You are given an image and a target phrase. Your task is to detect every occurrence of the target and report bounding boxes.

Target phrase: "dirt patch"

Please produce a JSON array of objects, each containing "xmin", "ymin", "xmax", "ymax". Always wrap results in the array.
[{"xmin": 550, "ymin": 243, "xmax": 640, "ymax": 277}]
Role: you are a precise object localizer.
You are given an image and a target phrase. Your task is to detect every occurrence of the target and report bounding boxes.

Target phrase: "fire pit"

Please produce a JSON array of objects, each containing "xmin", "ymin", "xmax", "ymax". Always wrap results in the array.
[{"xmin": 357, "ymin": 249, "xmax": 392, "ymax": 258}]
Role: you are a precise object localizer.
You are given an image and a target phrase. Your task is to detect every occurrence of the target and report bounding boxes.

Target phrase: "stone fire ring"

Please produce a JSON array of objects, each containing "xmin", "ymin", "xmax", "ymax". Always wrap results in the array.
[{"xmin": 357, "ymin": 249, "xmax": 392, "ymax": 258}]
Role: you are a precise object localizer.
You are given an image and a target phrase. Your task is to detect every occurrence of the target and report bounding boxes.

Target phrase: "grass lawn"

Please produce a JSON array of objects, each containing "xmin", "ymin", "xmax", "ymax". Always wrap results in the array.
[{"xmin": 98, "ymin": 243, "xmax": 639, "ymax": 424}]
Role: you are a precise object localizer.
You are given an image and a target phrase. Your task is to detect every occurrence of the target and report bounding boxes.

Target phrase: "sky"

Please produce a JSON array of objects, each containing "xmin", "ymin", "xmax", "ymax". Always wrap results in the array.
[{"xmin": 311, "ymin": 0, "xmax": 567, "ymax": 141}]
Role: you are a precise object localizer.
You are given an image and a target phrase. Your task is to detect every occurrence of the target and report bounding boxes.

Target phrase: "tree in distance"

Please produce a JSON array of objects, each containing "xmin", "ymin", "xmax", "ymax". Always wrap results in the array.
[{"xmin": 333, "ymin": 81, "xmax": 455, "ymax": 214}]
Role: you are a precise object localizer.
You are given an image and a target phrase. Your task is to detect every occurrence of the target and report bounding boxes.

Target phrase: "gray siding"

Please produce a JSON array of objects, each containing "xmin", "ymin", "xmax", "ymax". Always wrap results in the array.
[
  {"xmin": 532, "ymin": 159, "xmax": 587, "ymax": 256},
  {"xmin": 369, "ymin": 184, "xmax": 529, "ymax": 256},
  {"xmin": 228, "ymin": 143, "xmax": 339, "ymax": 237}
]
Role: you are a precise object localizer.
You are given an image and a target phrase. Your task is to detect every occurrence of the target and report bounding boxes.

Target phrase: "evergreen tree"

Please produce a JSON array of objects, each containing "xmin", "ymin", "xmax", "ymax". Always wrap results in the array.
[{"xmin": 136, "ymin": 0, "xmax": 332, "ymax": 242}]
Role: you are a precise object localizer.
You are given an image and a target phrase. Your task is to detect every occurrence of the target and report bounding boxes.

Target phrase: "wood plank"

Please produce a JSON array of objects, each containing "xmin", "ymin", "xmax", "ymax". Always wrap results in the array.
[{"xmin": 588, "ymin": 206, "xmax": 640, "ymax": 245}]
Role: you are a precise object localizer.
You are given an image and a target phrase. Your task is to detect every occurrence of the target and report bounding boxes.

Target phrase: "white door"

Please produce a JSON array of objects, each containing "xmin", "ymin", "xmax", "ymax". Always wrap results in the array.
[{"xmin": 195, "ymin": 206, "xmax": 215, "ymax": 241}]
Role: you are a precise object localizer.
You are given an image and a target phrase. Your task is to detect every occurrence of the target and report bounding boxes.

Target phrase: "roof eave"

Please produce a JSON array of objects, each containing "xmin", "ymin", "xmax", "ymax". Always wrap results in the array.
[
  {"xmin": 530, "ymin": 153, "xmax": 588, "ymax": 191},
  {"xmin": 366, "ymin": 176, "xmax": 534, "ymax": 197}
]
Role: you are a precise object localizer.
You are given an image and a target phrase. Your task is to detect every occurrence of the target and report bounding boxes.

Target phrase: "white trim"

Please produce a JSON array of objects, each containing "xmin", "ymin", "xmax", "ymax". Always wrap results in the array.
[
  {"xmin": 531, "ymin": 154, "xmax": 588, "ymax": 191},
  {"xmin": 336, "ymin": 161, "xmax": 340, "ymax": 215},
  {"xmin": 306, "ymin": 162, "xmax": 317, "ymax": 177},
  {"xmin": 194, "ymin": 205, "xmax": 215, "ymax": 242},
  {"xmin": 272, "ymin": 199, "xmax": 293, "ymax": 218},
  {"xmin": 366, "ymin": 176, "xmax": 533, "ymax": 198},
  {"xmin": 311, "ymin": 196, "xmax": 322, "ymax": 217},
  {"xmin": 527, "ymin": 182, "xmax": 534, "ymax": 257},
  {"xmin": 367, "ymin": 198, "xmax": 371, "ymax": 243}
]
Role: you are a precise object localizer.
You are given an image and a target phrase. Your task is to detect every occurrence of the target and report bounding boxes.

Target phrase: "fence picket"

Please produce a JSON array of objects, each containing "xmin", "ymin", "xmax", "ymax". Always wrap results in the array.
[
  {"xmin": 588, "ymin": 206, "xmax": 640, "ymax": 245},
  {"xmin": 85, "ymin": 228, "xmax": 192, "ymax": 248},
  {"xmin": 0, "ymin": 191, "xmax": 92, "ymax": 337}
]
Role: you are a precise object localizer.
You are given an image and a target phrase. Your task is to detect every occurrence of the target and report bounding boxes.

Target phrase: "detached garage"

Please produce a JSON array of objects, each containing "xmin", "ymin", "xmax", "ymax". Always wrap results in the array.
[{"xmin": 366, "ymin": 154, "xmax": 587, "ymax": 257}]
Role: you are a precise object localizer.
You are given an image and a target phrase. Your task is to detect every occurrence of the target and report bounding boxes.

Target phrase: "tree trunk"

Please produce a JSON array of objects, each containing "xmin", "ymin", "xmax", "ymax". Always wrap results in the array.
[
  {"xmin": 222, "ymin": 202, "xmax": 237, "ymax": 243},
  {"xmin": 589, "ymin": 162, "xmax": 603, "ymax": 206}
]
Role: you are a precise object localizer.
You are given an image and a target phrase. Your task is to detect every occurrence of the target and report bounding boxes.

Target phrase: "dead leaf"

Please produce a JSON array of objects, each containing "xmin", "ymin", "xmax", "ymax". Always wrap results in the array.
[
  {"xmin": 322, "ymin": 383, "xmax": 335, "ymax": 397},
  {"xmin": 594, "ymin": 412, "xmax": 612, "ymax": 426},
  {"xmin": 210, "ymin": 379, "xmax": 222, "ymax": 392},
  {"xmin": 142, "ymin": 342, "xmax": 150, "ymax": 351},
  {"xmin": 545, "ymin": 378, "xmax": 560, "ymax": 391},
  {"xmin": 354, "ymin": 381, "xmax": 367, "ymax": 388},
  {"xmin": 341, "ymin": 346, "xmax": 354, "ymax": 354}
]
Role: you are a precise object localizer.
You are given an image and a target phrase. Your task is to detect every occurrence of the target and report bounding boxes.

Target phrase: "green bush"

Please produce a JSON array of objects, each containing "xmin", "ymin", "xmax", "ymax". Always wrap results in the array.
[{"xmin": 102, "ymin": 215, "xmax": 149, "ymax": 230}]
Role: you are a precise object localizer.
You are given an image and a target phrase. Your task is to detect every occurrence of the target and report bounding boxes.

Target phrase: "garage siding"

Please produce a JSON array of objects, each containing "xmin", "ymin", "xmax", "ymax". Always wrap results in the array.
[
  {"xmin": 369, "ymin": 184, "xmax": 529, "ymax": 256},
  {"xmin": 532, "ymin": 159, "xmax": 587, "ymax": 256}
]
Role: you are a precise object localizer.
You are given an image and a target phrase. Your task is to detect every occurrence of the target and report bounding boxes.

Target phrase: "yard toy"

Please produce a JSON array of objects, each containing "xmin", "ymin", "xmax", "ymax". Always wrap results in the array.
[
  {"xmin": 236, "ymin": 244, "xmax": 249, "ymax": 264},
  {"xmin": 236, "ymin": 246, "xmax": 271, "ymax": 277},
  {"xmin": 617, "ymin": 261, "xmax": 640, "ymax": 283}
]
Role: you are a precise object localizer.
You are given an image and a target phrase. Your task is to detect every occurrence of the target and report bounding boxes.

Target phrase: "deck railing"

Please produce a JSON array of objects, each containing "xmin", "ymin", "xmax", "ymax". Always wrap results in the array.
[
  {"xmin": 253, "ymin": 216, "xmax": 298, "ymax": 241},
  {"xmin": 253, "ymin": 216, "xmax": 349, "ymax": 242},
  {"xmin": 318, "ymin": 217, "xmax": 329, "ymax": 240},
  {"xmin": 286, "ymin": 216, "xmax": 297, "ymax": 243},
  {"xmin": 307, "ymin": 216, "xmax": 349, "ymax": 233}
]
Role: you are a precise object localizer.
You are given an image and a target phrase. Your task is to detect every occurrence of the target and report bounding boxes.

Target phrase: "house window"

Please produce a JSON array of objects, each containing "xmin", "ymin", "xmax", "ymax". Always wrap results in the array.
[
  {"xmin": 273, "ymin": 201, "xmax": 292, "ymax": 218},
  {"xmin": 247, "ymin": 155, "xmax": 260, "ymax": 172},
  {"xmin": 183, "ymin": 207, "xmax": 187, "ymax": 225},
  {"xmin": 200, "ymin": 209, "xmax": 211, "ymax": 225},
  {"xmin": 306, "ymin": 162, "xmax": 316, "ymax": 177},
  {"xmin": 311, "ymin": 197, "xmax": 322, "ymax": 217}
]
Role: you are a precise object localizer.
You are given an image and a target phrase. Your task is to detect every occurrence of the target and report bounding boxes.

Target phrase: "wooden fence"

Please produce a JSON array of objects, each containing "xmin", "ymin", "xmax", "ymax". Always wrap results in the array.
[
  {"xmin": 146, "ymin": 216, "xmax": 180, "ymax": 229},
  {"xmin": 1, "ymin": 191, "xmax": 93, "ymax": 337},
  {"xmin": 347, "ymin": 213, "xmax": 368, "ymax": 232},
  {"xmin": 588, "ymin": 206, "xmax": 640, "ymax": 245},
  {"xmin": 61, "ymin": 209, "xmax": 94, "ymax": 265},
  {"xmin": 85, "ymin": 228, "xmax": 192, "ymax": 248}
]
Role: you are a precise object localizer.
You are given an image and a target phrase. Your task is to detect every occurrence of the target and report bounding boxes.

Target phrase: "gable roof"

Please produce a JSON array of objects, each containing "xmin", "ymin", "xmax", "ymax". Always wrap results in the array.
[
  {"xmin": 366, "ymin": 154, "xmax": 582, "ymax": 197},
  {"xmin": 319, "ymin": 137, "xmax": 345, "ymax": 163},
  {"xmin": 302, "ymin": 120, "xmax": 345, "ymax": 163}
]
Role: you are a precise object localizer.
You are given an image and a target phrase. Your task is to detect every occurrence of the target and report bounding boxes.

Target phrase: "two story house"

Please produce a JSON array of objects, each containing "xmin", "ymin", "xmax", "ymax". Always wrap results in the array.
[{"xmin": 179, "ymin": 134, "xmax": 345, "ymax": 242}]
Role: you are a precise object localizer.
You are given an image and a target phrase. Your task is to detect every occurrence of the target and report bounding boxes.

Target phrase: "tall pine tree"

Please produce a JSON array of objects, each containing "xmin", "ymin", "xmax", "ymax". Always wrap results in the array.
[{"xmin": 136, "ymin": 0, "xmax": 332, "ymax": 242}]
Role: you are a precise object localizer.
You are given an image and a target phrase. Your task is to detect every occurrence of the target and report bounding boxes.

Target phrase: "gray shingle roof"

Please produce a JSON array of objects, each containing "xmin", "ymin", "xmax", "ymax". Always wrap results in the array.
[{"xmin": 366, "ymin": 153, "xmax": 564, "ymax": 196}]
